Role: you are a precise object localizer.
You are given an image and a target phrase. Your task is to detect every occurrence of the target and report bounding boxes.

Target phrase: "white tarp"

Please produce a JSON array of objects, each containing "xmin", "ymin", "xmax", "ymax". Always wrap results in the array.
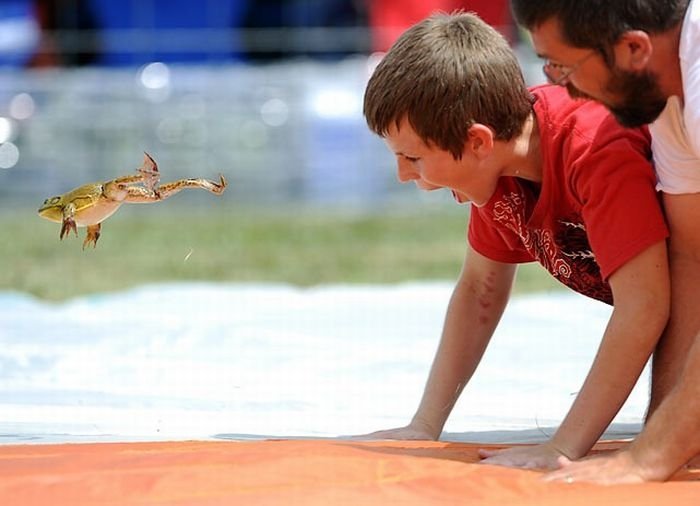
[{"xmin": 0, "ymin": 282, "xmax": 646, "ymax": 444}]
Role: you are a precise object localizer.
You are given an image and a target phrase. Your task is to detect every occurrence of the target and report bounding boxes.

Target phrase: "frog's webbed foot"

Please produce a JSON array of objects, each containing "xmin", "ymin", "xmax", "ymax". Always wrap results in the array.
[
  {"xmin": 137, "ymin": 152, "xmax": 161, "ymax": 195},
  {"xmin": 60, "ymin": 203, "xmax": 78, "ymax": 240},
  {"xmin": 60, "ymin": 217, "xmax": 77, "ymax": 240},
  {"xmin": 213, "ymin": 174, "xmax": 227, "ymax": 194},
  {"xmin": 83, "ymin": 224, "xmax": 101, "ymax": 249},
  {"xmin": 186, "ymin": 174, "xmax": 226, "ymax": 195}
]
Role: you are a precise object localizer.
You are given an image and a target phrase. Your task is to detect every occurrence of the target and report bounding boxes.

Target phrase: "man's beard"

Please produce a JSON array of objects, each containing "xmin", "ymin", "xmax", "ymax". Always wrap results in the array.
[
  {"xmin": 606, "ymin": 68, "xmax": 668, "ymax": 127},
  {"xmin": 565, "ymin": 68, "xmax": 668, "ymax": 128}
]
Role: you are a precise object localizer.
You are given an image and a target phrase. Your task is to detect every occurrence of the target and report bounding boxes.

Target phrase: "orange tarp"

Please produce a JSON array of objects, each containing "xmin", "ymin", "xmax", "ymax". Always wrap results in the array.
[{"xmin": 0, "ymin": 439, "xmax": 697, "ymax": 505}]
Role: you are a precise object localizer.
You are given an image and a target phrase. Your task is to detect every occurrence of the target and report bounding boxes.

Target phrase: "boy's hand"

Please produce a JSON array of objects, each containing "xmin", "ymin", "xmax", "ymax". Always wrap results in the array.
[
  {"xmin": 478, "ymin": 442, "xmax": 566, "ymax": 470},
  {"xmin": 543, "ymin": 452, "xmax": 651, "ymax": 484},
  {"xmin": 352, "ymin": 421, "xmax": 439, "ymax": 441}
]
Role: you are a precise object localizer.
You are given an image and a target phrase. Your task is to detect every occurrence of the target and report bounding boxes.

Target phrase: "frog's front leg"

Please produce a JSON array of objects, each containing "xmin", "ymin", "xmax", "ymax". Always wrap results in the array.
[
  {"xmin": 83, "ymin": 224, "xmax": 101, "ymax": 249},
  {"xmin": 60, "ymin": 203, "xmax": 78, "ymax": 240}
]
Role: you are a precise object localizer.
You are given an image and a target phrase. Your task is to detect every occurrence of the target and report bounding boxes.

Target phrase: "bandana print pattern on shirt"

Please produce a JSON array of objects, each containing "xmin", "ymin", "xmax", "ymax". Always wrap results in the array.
[{"xmin": 492, "ymin": 190, "xmax": 612, "ymax": 304}]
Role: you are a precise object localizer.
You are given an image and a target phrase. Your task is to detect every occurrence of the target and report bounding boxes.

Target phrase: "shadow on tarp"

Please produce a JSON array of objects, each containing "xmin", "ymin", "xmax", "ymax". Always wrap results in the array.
[
  {"xmin": 0, "ymin": 423, "xmax": 642, "ymax": 446},
  {"xmin": 213, "ymin": 422, "xmax": 642, "ymax": 444}
]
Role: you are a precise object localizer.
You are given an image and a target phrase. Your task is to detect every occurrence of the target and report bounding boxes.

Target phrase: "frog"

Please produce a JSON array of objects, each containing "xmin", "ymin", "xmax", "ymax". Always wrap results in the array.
[{"xmin": 38, "ymin": 152, "xmax": 227, "ymax": 249}]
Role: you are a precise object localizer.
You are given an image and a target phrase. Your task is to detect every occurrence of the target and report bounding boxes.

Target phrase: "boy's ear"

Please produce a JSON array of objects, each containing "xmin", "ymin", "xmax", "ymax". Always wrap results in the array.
[
  {"xmin": 465, "ymin": 124, "xmax": 495, "ymax": 159},
  {"xmin": 613, "ymin": 30, "xmax": 653, "ymax": 71}
]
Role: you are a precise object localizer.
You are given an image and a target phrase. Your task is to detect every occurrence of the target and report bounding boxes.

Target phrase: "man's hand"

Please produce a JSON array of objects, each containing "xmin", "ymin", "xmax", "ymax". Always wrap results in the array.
[
  {"xmin": 543, "ymin": 451, "xmax": 649, "ymax": 484},
  {"xmin": 478, "ymin": 442, "xmax": 567, "ymax": 470}
]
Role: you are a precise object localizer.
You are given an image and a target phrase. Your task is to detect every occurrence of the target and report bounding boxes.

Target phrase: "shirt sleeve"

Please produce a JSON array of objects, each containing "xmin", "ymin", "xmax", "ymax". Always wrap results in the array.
[
  {"xmin": 468, "ymin": 204, "xmax": 535, "ymax": 264},
  {"xmin": 571, "ymin": 120, "xmax": 669, "ymax": 280},
  {"xmin": 651, "ymin": 97, "xmax": 700, "ymax": 194},
  {"xmin": 654, "ymin": 7, "xmax": 700, "ymax": 194}
]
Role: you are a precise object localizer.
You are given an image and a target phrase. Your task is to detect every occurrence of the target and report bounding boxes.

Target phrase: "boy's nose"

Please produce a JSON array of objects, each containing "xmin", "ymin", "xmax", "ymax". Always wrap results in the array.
[{"xmin": 397, "ymin": 159, "xmax": 418, "ymax": 183}]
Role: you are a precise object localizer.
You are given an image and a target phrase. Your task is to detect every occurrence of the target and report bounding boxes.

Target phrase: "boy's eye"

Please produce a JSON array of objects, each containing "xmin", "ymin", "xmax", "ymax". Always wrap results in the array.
[{"xmin": 404, "ymin": 155, "xmax": 420, "ymax": 163}]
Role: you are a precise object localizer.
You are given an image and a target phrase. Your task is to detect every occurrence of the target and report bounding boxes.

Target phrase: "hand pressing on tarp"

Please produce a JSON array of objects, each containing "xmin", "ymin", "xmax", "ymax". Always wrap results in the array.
[
  {"xmin": 478, "ymin": 442, "xmax": 567, "ymax": 471},
  {"xmin": 543, "ymin": 451, "xmax": 651, "ymax": 484}
]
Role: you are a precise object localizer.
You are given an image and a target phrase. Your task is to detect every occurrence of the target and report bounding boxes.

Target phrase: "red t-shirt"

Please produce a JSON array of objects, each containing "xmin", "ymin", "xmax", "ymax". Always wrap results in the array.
[{"xmin": 468, "ymin": 85, "xmax": 668, "ymax": 305}]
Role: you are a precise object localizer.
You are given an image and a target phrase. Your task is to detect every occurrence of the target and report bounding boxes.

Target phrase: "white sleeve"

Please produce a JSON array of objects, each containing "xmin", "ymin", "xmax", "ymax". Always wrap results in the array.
[
  {"xmin": 651, "ymin": 97, "xmax": 700, "ymax": 195},
  {"xmin": 681, "ymin": 1, "xmax": 700, "ymax": 161},
  {"xmin": 653, "ymin": 3, "xmax": 700, "ymax": 195}
]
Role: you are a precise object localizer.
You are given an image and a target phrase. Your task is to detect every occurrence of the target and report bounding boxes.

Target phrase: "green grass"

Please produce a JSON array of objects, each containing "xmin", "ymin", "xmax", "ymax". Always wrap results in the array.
[{"xmin": 2, "ymin": 205, "xmax": 563, "ymax": 301}]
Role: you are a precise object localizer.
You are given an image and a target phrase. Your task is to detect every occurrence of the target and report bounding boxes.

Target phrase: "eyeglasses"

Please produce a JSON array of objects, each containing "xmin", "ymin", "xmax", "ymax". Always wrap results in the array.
[{"xmin": 542, "ymin": 51, "xmax": 596, "ymax": 86}]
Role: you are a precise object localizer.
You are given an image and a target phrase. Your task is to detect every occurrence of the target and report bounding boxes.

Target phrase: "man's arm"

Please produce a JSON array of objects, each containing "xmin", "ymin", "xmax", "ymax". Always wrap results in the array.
[
  {"xmin": 649, "ymin": 193, "xmax": 700, "ymax": 411},
  {"xmin": 544, "ymin": 193, "xmax": 700, "ymax": 483},
  {"xmin": 359, "ymin": 245, "xmax": 516, "ymax": 440},
  {"xmin": 480, "ymin": 240, "xmax": 669, "ymax": 468},
  {"xmin": 545, "ymin": 340, "xmax": 700, "ymax": 483}
]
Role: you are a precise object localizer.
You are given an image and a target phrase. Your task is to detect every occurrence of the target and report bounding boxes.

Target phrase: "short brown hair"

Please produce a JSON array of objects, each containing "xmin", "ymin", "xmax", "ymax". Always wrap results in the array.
[
  {"xmin": 363, "ymin": 12, "xmax": 532, "ymax": 159},
  {"xmin": 512, "ymin": 0, "xmax": 689, "ymax": 49}
]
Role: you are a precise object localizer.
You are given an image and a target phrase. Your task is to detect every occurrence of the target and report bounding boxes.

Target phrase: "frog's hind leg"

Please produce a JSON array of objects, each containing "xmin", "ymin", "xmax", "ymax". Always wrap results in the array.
[
  {"xmin": 106, "ymin": 153, "xmax": 162, "ymax": 193},
  {"xmin": 157, "ymin": 175, "xmax": 227, "ymax": 198},
  {"xmin": 122, "ymin": 175, "xmax": 227, "ymax": 203},
  {"xmin": 83, "ymin": 224, "xmax": 101, "ymax": 249}
]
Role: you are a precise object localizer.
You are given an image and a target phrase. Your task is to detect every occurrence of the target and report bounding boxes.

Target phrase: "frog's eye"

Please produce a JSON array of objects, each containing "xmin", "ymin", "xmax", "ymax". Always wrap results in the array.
[{"xmin": 44, "ymin": 196, "xmax": 60, "ymax": 205}]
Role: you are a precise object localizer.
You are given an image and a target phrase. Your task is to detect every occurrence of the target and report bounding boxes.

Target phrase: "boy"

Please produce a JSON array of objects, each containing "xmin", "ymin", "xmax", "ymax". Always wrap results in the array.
[{"xmin": 360, "ymin": 12, "xmax": 670, "ymax": 470}]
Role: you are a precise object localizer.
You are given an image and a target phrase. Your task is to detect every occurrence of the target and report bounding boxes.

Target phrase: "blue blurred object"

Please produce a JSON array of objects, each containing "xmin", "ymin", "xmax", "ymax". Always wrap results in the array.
[
  {"xmin": 89, "ymin": 0, "xmax": 249, "ymax": 65},
  {"xmin": 0, "ymin": 0, "xmax": 40, "ymax": 67},
  {"xmin": 242, "ymin": 0, "xmax": 367, "ymax": 61}
]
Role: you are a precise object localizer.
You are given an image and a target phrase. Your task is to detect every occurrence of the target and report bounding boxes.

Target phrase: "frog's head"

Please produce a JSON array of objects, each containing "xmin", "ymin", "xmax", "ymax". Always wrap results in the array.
[{"xmin": 38, "ymin": 195, "xmax": 64, "ymax": 222}]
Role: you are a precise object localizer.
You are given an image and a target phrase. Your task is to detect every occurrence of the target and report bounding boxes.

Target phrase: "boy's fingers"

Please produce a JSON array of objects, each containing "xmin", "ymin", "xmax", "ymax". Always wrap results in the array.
[
  {"xmin": 478, "ymin": 448, "xmax": 500, "ymax": 458},
  {"xmin": 557, "ymin": 455, "xmax": 573, "ymax": 468},
  {"xmin": 541, "ymin": 457, "xmax": 574, "ymax": 481}
]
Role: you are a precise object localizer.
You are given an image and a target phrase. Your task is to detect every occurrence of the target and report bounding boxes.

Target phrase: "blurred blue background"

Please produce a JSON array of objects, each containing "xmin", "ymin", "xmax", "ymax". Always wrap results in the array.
[
  {"xmin": 0, "ymin": 0, "xmax": 542, "ymax": 211},
  {"xmin": 1, "ymin": 2, "xmax": 641, "ymax": 447}
]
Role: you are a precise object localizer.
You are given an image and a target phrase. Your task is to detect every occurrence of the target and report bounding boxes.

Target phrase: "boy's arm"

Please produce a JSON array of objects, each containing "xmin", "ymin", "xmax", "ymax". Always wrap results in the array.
[
  {"xmin": 360, "ymin": 245, "xmax": 516, "ymax": 440},
  {"xmin": 549, "ymin": 240, "xmax": 669, "ymax": 457},
  {"xmin": 481, "ymin": 240, "xmax": 669, "ymax": 468}
]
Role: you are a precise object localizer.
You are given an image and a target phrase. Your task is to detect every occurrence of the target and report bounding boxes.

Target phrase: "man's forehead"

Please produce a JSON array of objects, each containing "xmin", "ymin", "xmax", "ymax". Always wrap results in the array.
[{"xmin": 529, "ymin": 17, "xmax": 580, "ymax": 58}]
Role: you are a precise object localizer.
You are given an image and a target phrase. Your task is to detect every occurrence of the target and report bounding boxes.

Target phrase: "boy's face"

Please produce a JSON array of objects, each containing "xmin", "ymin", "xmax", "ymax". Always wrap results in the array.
[
  {"xmin": 529, "ymin": 17, "xmax": 668, "ymax": 127},
  {"xmin": 382, "ymin": 117, "xmax": 499, "ymax": 207}
]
